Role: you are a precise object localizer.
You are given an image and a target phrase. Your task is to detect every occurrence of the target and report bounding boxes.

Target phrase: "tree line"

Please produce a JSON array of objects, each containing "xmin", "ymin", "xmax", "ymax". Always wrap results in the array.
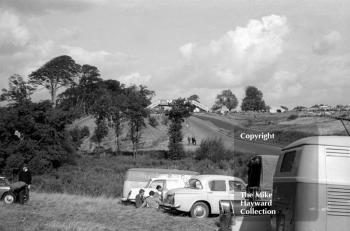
[
  {"xmin": 0, "ymin": 55, "xmax": 154, "ymax": 174},
  {"xmin": 212, "ymin": 86, "xmax": 267, "ymax": 112}
]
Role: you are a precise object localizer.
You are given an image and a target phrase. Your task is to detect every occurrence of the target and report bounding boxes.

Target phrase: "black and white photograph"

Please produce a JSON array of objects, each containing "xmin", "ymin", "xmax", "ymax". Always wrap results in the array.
[{"xmin": 0, "ymin": 0, "xmax": 350, "ymax": 230}]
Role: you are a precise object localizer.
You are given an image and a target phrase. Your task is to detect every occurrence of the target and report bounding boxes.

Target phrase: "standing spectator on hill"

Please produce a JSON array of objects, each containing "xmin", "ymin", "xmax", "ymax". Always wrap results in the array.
[
  {"xmin": 187, "ymin": 136, "xmax": 191, "ymax": 145},
  {"xmin": 135, "ymin": 189, "xmax": 145, "ymax": 208},
  {"xmin": 192, "ymin": 137, "xmax": 197, "ymax": 145},
  {"xmin": 140, "ymin": 191, "xmax": 161, "ymax": 209},
  {"xmin": 18, "ymin": 164, "xmax": 32, "ymax": 202}
]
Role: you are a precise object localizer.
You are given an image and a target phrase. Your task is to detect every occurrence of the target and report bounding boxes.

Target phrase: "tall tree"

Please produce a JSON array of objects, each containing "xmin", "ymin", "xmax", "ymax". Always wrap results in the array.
[
  {"xmin": 124, "ymin": 85, "xmax": 153, "ymax": 159},
  {"xmin": 93, "ymin": 119, "xmax": 109, "ymax": 152},
  {"xmin": 241, "ymin": 86, "xmax": 266, "ymax": 111},
  {"xmin": 99, "ymin": 80, "xmax": 127, "ymax": 154},
  {"xmin": 58, "ymin": 64, "xmax": 103, "ymax": 114},
  {"xmin": 109, "ymin": 95, "xmax": 127, "ymax": 154},
  {"xmin": 187, "ymin": 94, "xmax": 199, "ymax": 102},
  {"xmin": 28, "ymin": 55, "xmax": 81, "ymax": 107},
  {"xmin": 90, "ymin": 94, "xmax": 112, "ymax": 152},
  {"xmin": 167, "ymin": 98, "xmax": 194, "ymax": 160},
  {"xmin": 1, "ymin": 74, "xmax": 35, "ymax": 105},
  {"xmin": 212, "ymin": 90, "xmax": 238, "ymax": 111}
]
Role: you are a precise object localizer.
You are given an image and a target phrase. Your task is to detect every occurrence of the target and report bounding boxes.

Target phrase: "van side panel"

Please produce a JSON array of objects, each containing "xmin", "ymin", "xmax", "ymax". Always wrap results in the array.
[
  {"xmin": 326, "ymin": 146, "xmax": 350, "ymax": 231},
  {"xmin": 294, "ymin": 183, "xmax": 327, "ymax": 231},
  {"xmin": 327, "ymin": 185, "xmax": 350, "ymax": 231},
  {"xmin": 122, "ymin": 180, "xmax": 147, "ymax": 198}
]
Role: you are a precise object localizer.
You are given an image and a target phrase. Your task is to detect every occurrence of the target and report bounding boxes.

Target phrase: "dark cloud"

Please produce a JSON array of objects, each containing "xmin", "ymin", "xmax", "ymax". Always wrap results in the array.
[{"xmin": 0, "ymin": 0, "xmax": 107, "ymax": 15}]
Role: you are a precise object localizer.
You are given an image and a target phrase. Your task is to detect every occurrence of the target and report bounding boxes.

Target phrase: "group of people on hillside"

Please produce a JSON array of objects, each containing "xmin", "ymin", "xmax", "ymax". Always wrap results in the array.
[
  {"xmin": 187, "ymin": 136, "xmax": 197, "ymax": 145},
  {"xmin": 135, "ymin": 185, "xmax": 163, "ymax": 209}
]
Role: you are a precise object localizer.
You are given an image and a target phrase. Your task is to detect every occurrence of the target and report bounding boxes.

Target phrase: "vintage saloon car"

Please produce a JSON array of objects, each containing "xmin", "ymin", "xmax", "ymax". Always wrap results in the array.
[
  {"xmin": 0, "ymin": 176, "xmax": 15, "ymax": 204},
  {"xmin": 163, "ymin": 175, "xmax": 247, "ymax": 218}
]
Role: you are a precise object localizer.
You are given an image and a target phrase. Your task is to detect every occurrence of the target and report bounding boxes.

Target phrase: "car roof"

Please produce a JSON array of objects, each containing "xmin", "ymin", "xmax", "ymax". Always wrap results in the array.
[
  {"xmin": 191, "ymin": 174, "xmax": 243, "ymax": 182},
  {"xmin": 283, "ymin": 136, "xmax": 350, "ymax": 150}
]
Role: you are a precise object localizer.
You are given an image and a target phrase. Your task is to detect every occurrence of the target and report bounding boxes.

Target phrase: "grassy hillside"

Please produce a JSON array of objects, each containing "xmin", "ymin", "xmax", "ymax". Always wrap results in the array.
[
  {"xmin": 70, "ymin": 115, "xmax": 170, "ymax": 153},
  {"xmin": 0, "ymin": 193, "xmax": 216, "ymax": 231}
]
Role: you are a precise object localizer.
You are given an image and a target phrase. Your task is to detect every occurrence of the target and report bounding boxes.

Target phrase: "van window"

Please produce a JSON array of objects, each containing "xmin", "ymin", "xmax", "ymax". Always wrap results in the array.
[
  {"xmin": 280, "ymin": 151, "xmax": 296, "ymax": 172},
  {"xmin": 209, "ymin": 180, "xmax": 226, "ymax": 191},
  {"xmin": 148, "ymin": 180, "xmax": 165, "ymax": 189}
]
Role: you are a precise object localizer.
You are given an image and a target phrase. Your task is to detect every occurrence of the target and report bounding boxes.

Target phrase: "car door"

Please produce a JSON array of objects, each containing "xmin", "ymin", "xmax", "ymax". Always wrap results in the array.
[
  {"xmin": 207, "ymin": 180, "xmax": 229, "ymax": 214},
  {"xmin": 228, "ymin": 180, "xmax": 246, "ymax": 215}
]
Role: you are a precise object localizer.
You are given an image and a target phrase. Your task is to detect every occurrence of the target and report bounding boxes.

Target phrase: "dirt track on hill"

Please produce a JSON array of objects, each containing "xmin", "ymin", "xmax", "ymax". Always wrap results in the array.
[{"xmin": 184, "ymin": 114, "xmax": 281, "ymax": 155}]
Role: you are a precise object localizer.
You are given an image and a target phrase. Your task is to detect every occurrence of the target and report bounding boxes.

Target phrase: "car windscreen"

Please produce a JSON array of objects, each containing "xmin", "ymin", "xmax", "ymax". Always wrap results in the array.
[{"xmin": 187, "ymin": 179, "xmax": 203, "ymax": 189}]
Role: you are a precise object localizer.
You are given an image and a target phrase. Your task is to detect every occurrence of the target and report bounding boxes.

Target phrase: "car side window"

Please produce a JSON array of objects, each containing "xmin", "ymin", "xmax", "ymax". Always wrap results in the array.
[
  {"xmin": 229, "ymin": 181, "xmax": 245, "ymax": 192},
  {"xmin": 149, "ymin": 180, "xmax": 165, "ymax": 189},
  {"xmin": 208, "ymin": 180, "xmax": 226, "ymax": 191},
  {"xmin": 0, "ymin": 179, "xmax": 6, "ymax": 186}
]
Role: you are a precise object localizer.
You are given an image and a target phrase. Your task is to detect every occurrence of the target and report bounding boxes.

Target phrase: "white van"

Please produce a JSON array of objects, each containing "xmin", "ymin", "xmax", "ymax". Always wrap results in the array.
[
  {"xmin": 122, "ymin": 168, "xmax": 199, "ymax": 199},
  {"xmin": 271, "ymin": 136, "xmax": 350, "ymax": 231},
  {"xmin": 122, "ymin": 174, "xmax": 193, "ymax": 202}
]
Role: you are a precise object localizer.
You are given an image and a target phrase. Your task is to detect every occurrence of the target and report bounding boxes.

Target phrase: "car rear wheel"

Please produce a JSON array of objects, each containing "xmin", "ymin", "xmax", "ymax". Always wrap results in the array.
[
  {"xmin": 3, "ymin": 193, "xmax": 15, "ymax": 204},
  {"xmin": 190, "ymin": 202, "xmax": 209, "ymax": 218}
]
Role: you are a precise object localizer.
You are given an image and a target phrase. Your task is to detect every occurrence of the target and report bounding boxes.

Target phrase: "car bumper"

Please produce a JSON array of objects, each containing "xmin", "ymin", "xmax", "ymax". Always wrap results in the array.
[
  {"xmin": 160, "ymin": 203, "xmax": 180, "ymax": 210},
  {"xmin": 121, "ymin": 198, "xmax": 135, "ymax": 203}
]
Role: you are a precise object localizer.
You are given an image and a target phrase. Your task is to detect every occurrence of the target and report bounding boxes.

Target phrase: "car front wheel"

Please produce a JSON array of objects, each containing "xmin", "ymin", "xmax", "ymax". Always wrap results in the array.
[
  {"xmin": 3, "ymin": 193, "xmax": 15, "ymax": 204},
  {"xmin": 190, "ymin": 202, "xmax": 209, "ymax": 218}
]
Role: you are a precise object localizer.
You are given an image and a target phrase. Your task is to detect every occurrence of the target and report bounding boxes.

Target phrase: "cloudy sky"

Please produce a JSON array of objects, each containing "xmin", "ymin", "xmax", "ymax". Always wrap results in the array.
[{"xmin": 1, "ymin": 0, "xmax": 350, "ymax": 108}]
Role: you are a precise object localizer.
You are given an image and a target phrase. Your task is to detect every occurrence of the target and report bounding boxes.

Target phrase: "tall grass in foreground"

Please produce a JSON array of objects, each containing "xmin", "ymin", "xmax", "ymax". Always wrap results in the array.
[
  {"xmin": 0, "ymin": 192, "xmax": 216, "ymax": 231},
  {"xmin": 32, "ymin": 146, "xmax": 253, "ymax": 197}
]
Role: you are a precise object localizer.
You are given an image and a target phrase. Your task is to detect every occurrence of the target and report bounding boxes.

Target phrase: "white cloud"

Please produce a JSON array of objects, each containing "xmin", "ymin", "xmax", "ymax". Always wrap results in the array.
[
  {"xmin": 60, "ymin": 45, "xmax": 139, "ymax": 77},
  {"xmin": 179, "ymin": 43, "xmax": 196, "ymax": 59},
  {"xmin": 61, "ymin": 45, "xmax": 111, "ymax": 64},
  {"xmin": 313, "ymin": 31, "xmax": 342, "ymax": 55},
  {"xmin": 0, "ymin": 10, "xmax": 30, "ymax": 53},
  {"xmin": 118, "ymin": 72, "xmax": 151, "ymax": 86},
  {"xmin": 263, "ymin": 71, "xmax": 302, "ymax": 102},
  {"xmin": 173, "ymin": 15, "xmax": 289, "ymax": 89}
]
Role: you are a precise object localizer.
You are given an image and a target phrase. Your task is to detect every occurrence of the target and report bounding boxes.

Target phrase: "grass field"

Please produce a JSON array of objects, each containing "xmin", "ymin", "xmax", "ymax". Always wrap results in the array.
[{"xmin": 0, "ymin": 193, "xmax": 217, "ymax": 231}]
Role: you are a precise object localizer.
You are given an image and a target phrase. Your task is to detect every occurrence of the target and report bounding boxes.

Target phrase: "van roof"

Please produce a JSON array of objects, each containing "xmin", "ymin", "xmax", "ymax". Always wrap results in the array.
[
  {"xmin": 283, "ymin": 136, "xmax": 350, "ymax": 150},
  {"xmin": 191, "ymin": 174, "xmax": 244, "ymax": 182},
  {"xmin": 127, "ymin": 168, "xmax": 199, "ymax": 175}
]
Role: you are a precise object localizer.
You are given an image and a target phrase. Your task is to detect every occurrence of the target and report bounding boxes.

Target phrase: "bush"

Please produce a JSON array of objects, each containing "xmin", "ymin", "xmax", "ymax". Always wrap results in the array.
[
  {"xmin": 148, "ymin": 116, "xmax": 159, "ymax": 127},
  {"xmin": 287, "ymin": 114, "xmax": 298, "ymax": 120},
  {"xmin": 195, "ymin": 138, "xmax": 232, "ymax": 162},
  {"xmin": 69, "ymin": 126, "xmax": 90, "ymax": 147},
  {"xmin": 161, "ymin": 116, "xmax": 169, "ymax": 126}
]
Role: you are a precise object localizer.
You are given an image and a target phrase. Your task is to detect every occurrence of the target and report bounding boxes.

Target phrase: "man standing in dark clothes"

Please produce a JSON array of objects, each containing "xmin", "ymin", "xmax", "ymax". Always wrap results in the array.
[
  {"xmin": 247, "ymin": 155, "xmax": 262, "ymax": 196},
  {"xmin": 18, "ymin": 165, "xmax": 32, "ymax": 202}
]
